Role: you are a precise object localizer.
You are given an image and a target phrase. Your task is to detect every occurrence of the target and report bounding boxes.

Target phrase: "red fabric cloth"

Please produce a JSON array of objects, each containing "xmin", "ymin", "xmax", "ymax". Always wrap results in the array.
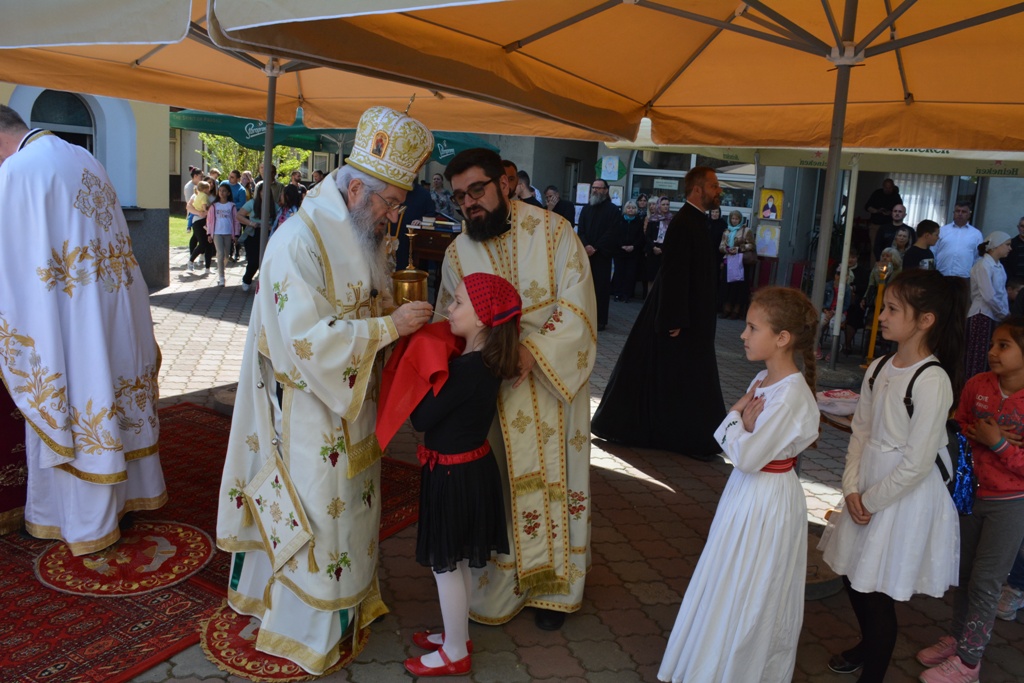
[
  {"xmin": 463, "ymin": 272, "xmax": 522, "ymax": 329},
  {"xmin": 416, "ymin": 441, "xmax": 490, "ymax": 471},
  {"xmin": 760, "ymin": 457, "xmax": 798, "ymax": 473},
  {"xmin": 376, "ymin": 322, "xmax": 464, "ymax": 450}
]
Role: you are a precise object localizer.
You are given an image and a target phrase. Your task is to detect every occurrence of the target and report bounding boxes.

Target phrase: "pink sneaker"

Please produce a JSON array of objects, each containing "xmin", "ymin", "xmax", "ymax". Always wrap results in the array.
[
  {"xmin": 916, "ymin": 636, "xmax": 957, "ymax": 667},
  {"xmin": 918, "ymin": 655, "xmax": 980, "ymax": 683}
]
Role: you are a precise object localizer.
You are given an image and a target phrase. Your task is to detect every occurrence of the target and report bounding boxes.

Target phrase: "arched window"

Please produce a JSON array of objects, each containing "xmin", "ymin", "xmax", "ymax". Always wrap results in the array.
[{"xmin": 31, "ymin": 90, "xmax": 94, "ymax": 153}]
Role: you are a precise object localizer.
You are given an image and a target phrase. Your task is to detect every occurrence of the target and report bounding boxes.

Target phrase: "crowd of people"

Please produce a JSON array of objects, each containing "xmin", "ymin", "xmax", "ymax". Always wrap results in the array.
[
  {"xmin": 7, "ymin": 97, "xmax": 1024, "ymax": 683},
  {"xmin": 182, "ymin": 162, "xmax": 324, "ymax": 289}
]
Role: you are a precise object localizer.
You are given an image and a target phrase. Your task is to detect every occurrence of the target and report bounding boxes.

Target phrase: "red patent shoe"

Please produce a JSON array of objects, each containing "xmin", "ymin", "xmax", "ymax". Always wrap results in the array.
[
  {"xmin": 403, "ymin": 649, "xmax": 471, "ymax": 677},
  {"xmin": 412, "ymin": 631, "xmax": 473, "ymax": 653}
]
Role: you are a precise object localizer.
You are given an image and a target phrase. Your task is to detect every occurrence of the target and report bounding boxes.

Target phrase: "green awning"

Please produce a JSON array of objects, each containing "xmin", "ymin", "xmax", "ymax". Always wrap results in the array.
[{"xmin": 169, "ymin": 109, "xmax": 498, "ymax": 163}]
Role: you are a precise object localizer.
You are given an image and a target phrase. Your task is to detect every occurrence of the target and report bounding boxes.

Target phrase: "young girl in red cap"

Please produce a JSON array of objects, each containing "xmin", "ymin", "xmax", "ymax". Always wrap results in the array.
[{"xmin": 404, "ymin": 272, "xmax": 522, "ymax": 677}]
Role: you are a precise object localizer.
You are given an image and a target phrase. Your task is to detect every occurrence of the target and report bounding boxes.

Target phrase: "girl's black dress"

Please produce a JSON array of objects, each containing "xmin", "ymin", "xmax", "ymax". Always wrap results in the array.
[{"xmin": 410, "ymin": 351, "xmax": 509, "ymax": 573}]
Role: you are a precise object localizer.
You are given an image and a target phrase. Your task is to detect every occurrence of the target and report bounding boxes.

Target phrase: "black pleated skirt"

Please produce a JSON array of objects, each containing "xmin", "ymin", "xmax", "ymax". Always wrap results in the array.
[{"xmin": 415, "ymin": 449, "xmax": 509, "ymax": 573}]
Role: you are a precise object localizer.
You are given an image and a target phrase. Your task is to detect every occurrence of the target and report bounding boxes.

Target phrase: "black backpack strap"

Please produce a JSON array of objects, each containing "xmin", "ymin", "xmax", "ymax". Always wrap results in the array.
[
  {"xmin": 867, "ymin": 352, "xmax": 896, "ymax": 392},
  {"xmin": 902, "ymin": 360, "xmax": 955, "ymax": 486},
  {"xmin": 903, "ymin": 360, "xmax": 943, "ymax": 418}
]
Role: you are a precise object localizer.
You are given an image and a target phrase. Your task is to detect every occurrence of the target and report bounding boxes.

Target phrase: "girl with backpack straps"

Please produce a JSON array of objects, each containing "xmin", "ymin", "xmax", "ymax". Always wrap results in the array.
[
  {"xmin": 821, "ymin": 269, "xmax": 968, "ymax": 683},
  {"xmin": 917, "ymin": 315, "xmax": 1024, "ymax": 683}
]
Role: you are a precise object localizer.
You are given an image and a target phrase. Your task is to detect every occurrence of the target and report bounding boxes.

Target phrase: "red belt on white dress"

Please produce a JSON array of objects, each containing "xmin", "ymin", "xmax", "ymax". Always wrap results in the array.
[
  {"xmin": 761, "ymin": 457, "xmax": 798, "ymax": 473},
  {"xmin": 416, "ymin": 441, "xmax": 490, "ymax": 471}
]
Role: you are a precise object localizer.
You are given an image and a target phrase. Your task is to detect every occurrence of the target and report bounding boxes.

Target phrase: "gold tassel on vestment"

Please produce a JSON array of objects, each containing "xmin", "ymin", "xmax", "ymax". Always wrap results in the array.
[
  {"xmin": 513, "ymin": 472, "xmax": 548, "ymax": 496},
  {"xmin": 526, "ymin": 578, "xmax": 572, "ymax": 596},
  {"xmin": 307, "ymin": 538, "xmax": 320, "ymax": 573},
  {"xmin": 548, "ymin": 485, "xmax": 566, "ymax": 501},
  {"xmin": 241, "ymin": 500, "xmax": 254, "ymax": 528},
  {"xmin": 263, "ymin": 575, "xmax": 275, "ymax": 609},
  {"xmin": 517, "ymin": 568, "xmax": 559, "ymax": 593}
]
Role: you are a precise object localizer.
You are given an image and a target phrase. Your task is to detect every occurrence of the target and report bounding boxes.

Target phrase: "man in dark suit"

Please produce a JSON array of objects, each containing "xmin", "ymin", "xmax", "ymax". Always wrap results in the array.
[
  {"xmin": 544, "ymin": 184, "xmax": 576, "ymax": 226},
  {"xmin": 577, "ymin": 178, "xmax": 622, "ymax": 330}
]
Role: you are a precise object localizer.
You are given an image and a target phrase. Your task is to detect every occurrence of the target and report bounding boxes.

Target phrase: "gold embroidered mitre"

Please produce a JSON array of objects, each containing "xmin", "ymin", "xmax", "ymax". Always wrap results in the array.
[{"xmin": 345, "ymin": 106, "xmax": 433, "ymax": 190}]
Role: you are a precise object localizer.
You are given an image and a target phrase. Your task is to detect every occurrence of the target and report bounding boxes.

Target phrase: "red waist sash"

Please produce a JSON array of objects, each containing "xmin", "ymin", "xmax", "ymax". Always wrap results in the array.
[
  {"xmin": 761, "ymin": 457, "xmax": 798, "ymax": 473},
  {"xmin": 416, "ymin": 441, "xmax": 490, "ymax": 471}
]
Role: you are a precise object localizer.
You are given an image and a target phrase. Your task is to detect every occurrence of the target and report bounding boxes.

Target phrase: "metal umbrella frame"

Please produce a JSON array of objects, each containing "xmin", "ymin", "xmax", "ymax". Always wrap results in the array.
[
  {"xmin": 209, "ymin": 0, "xmax": 1024, "ymax": 314},
  {"xmin": 0, "ymin": 1, "xmax": 592, "ymax": 263}
]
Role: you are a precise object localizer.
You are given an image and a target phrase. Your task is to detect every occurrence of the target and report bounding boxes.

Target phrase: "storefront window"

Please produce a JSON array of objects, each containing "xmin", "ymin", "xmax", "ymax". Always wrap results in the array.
[
  {"xmin": 631, "ymin": 174, "xmax": 685, "ymax": 204},
  {"xmin": 633, "ymin": 150, "xmax": 692, "ymax": 172}
]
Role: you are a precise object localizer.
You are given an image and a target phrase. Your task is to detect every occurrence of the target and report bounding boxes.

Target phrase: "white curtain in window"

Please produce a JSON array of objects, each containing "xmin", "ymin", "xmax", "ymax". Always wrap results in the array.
[{"xmin": 891, "ymin": 173, "xmax": 950, "ymax": 226}]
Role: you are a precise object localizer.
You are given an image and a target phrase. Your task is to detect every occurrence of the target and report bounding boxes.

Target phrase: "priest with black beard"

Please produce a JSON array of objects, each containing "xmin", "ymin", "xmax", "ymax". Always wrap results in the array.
[
  {"xmin": 592, "ymin": 167, "xmax": 727, "ymax": 460},
  {"xmin": 434, "ymin": 148, "xmax": 597, "ymax": 634}
]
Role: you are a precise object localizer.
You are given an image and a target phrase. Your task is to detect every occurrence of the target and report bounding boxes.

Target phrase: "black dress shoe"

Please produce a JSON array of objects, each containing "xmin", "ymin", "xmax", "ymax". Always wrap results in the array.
[
  {"xmin": 534, "ymin": 609, "xmax": 566, "ymax": 631},
  {"xmin": 827, "ymin": 649, "xmax": 864, "ymax": 674}
]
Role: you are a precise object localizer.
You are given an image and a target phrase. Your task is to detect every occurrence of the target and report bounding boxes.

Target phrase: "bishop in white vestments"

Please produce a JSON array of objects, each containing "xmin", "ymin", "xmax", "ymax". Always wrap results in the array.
[{"xmin": 215, "ymin": 107, "xmax": 435, "ymax": 674}]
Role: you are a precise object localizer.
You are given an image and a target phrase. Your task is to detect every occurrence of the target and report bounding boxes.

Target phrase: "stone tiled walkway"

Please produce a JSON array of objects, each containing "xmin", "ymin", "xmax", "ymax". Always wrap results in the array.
[{"xmin": 134, "ymin": 245, "xmax": 1024, "ymax": 682}]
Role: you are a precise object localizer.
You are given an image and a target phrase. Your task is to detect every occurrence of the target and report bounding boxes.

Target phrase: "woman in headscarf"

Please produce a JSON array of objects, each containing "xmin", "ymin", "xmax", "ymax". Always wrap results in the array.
[
  {"xmin": 718, "ymin": 210, "xmax": 756, "ymax": 319},
  {"xmin": 644, "ymin": 196, "xmax": 674, "ymax": 287},
  {"xmin": 611, "ymin": 200, "xmax": 646, "ymax": 303}
]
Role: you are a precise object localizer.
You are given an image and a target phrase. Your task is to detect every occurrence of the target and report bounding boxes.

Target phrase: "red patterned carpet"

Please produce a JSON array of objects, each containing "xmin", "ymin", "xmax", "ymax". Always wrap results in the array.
[{"xmin": 0, "ymin": 402, "xmax": 421, "ymax": 683}]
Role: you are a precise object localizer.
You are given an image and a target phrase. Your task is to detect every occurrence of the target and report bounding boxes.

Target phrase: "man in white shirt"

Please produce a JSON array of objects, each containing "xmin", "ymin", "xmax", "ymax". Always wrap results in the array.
[{"xmin": 932, "ymin": 202, "xmax": 983, "ymax": 278}]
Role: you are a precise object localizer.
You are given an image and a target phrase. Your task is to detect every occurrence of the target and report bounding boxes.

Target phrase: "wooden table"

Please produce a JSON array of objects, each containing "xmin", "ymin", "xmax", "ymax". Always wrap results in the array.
[
  {"xmin": 820, "ymin": 411, "xmax": 853, "ymax": 434},
  {"xmin": 408, "ymin": 227, "xmax": 458, "ymax": 306},
  {"xmin": 409, "ymin": 227, "xmax": 457, "ymax": 269}
]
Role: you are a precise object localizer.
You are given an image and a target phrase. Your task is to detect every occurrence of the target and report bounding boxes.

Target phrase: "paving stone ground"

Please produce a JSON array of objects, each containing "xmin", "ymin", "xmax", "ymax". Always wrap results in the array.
[{"xmin": 136, "ymin": 245, "xmax": 1024, "ymax": 682}]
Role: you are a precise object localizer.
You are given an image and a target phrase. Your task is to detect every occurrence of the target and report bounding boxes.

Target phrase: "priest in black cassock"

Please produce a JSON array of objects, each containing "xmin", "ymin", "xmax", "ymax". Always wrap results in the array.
[{"xmin": 592, "ymin": 167, "xmax": 726, "ymax": 460}]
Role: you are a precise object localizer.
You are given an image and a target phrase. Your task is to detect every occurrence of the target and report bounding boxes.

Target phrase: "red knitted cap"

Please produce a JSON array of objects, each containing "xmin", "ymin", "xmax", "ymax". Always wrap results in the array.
[{"xmin": 463, "ymin": 273, "xmax": 522, "ymax": 329}]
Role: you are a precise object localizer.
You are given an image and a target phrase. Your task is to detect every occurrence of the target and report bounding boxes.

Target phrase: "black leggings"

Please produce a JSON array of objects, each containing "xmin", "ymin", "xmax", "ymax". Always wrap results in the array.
[
  {"xmin": 843, "ymin": 577, "xmax": 898, "ymax": 683},
  {"xmin": 189, "ymin": 219, "xmax": 215, "ymax": 267},
  {"xmin": 242, "ymin": 231, "xmax": 260, "ymax": 285}
]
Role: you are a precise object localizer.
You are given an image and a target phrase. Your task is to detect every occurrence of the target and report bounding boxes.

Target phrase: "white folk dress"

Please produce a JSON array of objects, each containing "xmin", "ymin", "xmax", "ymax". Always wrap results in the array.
[
  {"xmin": 658, "ymin": 371, "xmax": 819, "ymax": 683},
  {"xmin": 821, "ymin": 356, "xmax": 959, "ymax": 600}
]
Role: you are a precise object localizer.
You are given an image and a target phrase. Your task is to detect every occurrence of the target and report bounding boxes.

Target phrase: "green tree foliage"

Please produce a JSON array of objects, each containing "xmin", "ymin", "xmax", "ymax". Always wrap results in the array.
[{"xmin": 197, "ymin": 133, "xmax": 310, "ymax": 180}]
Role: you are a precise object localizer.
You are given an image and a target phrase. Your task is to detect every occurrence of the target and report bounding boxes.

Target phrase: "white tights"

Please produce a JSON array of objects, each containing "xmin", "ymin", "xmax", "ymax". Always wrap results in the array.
[{"xmin": 420, "ymin": 560, "xmax": 472, "ymax": 666}]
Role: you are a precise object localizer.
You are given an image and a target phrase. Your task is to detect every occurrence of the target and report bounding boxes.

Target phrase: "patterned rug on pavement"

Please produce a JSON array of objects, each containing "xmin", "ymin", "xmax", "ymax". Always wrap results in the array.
[
  {"xmin": 199, "ymin": 599, "xmax": 368, "ymax": 682},
  {"xmin": 0, "ymin": 402, "xmax": 420, "ymax": 683},
  {"xmin": 34, "ymin": 521, "xmax": 213, "ymax": 597},
  {"xmin": 0, "ymin": 532, "xmax": 222, "ymax": 683}
]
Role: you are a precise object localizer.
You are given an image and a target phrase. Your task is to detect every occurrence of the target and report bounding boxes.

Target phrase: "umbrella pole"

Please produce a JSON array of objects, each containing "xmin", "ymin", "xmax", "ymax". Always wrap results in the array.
[
  {"xmin": 810, "ymin": 0, "xmax": 858, "ymax": 315},
  {"xmin": 259, "ymin": 59, "xmax": 279, "ymax": 266},
  {"xmin": 829, "ymin": 157, "xmax": 858, "ymax": 370}
]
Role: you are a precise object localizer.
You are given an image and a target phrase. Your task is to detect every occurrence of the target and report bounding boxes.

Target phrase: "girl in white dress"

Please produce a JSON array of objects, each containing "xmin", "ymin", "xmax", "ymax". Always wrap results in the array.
[
  {"xmin": 658, "ymin": 287, "xmax": 820, "ymax": 683},
  {"xmin": 821, "ymin": 269, "xmax": 967, "ymax": 682}
]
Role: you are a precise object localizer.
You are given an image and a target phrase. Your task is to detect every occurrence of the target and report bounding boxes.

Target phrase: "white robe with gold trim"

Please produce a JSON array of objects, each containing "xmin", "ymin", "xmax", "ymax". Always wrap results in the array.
[
  {"xmin": 0, "ymin": 132, "xmax": 165, "ymax": 556},
  {"xmin": 436, "ymin": 201, "xmax": 596, "ymax": 622},
  {"xmin": 216, "ymin": 176, "xmax": 398, "ymax": 674}
]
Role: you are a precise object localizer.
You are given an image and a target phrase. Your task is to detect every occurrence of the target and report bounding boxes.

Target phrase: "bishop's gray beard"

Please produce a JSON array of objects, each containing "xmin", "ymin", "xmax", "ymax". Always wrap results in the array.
[
  {"xmin": 465, "ymin": 199, "xmax": 511, "ymax": 242},
  {"xmin": 349, "ymin": 192, "xmax": 392, "ymax": 297}
]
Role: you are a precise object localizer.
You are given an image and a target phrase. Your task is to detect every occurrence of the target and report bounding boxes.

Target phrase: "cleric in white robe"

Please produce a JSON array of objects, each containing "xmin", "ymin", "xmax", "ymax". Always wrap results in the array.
[
  {"xmin": 435, "ymin": 148, "xmax": 597, "ymax": 630},
  {"xmin": 215, "ymin": 106, "xmax": 435, "ymax": 674},
  {"xmin": 0, "ymin": 105, "xmax": 166, "ymax": 556}
]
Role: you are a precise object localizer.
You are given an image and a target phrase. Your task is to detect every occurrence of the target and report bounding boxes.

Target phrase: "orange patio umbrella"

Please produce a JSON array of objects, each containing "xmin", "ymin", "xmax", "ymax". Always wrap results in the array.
[
  {"xmin": 210, "ymin": 0, "xmax": 1024, "ymax": 307},
  {"xmin": 0, "ymin": 0, "xmax": 603, "ymax": 259},
  {"xmin": 0, "ymin": 0, "xmax": 597, "ymax": 138}
]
